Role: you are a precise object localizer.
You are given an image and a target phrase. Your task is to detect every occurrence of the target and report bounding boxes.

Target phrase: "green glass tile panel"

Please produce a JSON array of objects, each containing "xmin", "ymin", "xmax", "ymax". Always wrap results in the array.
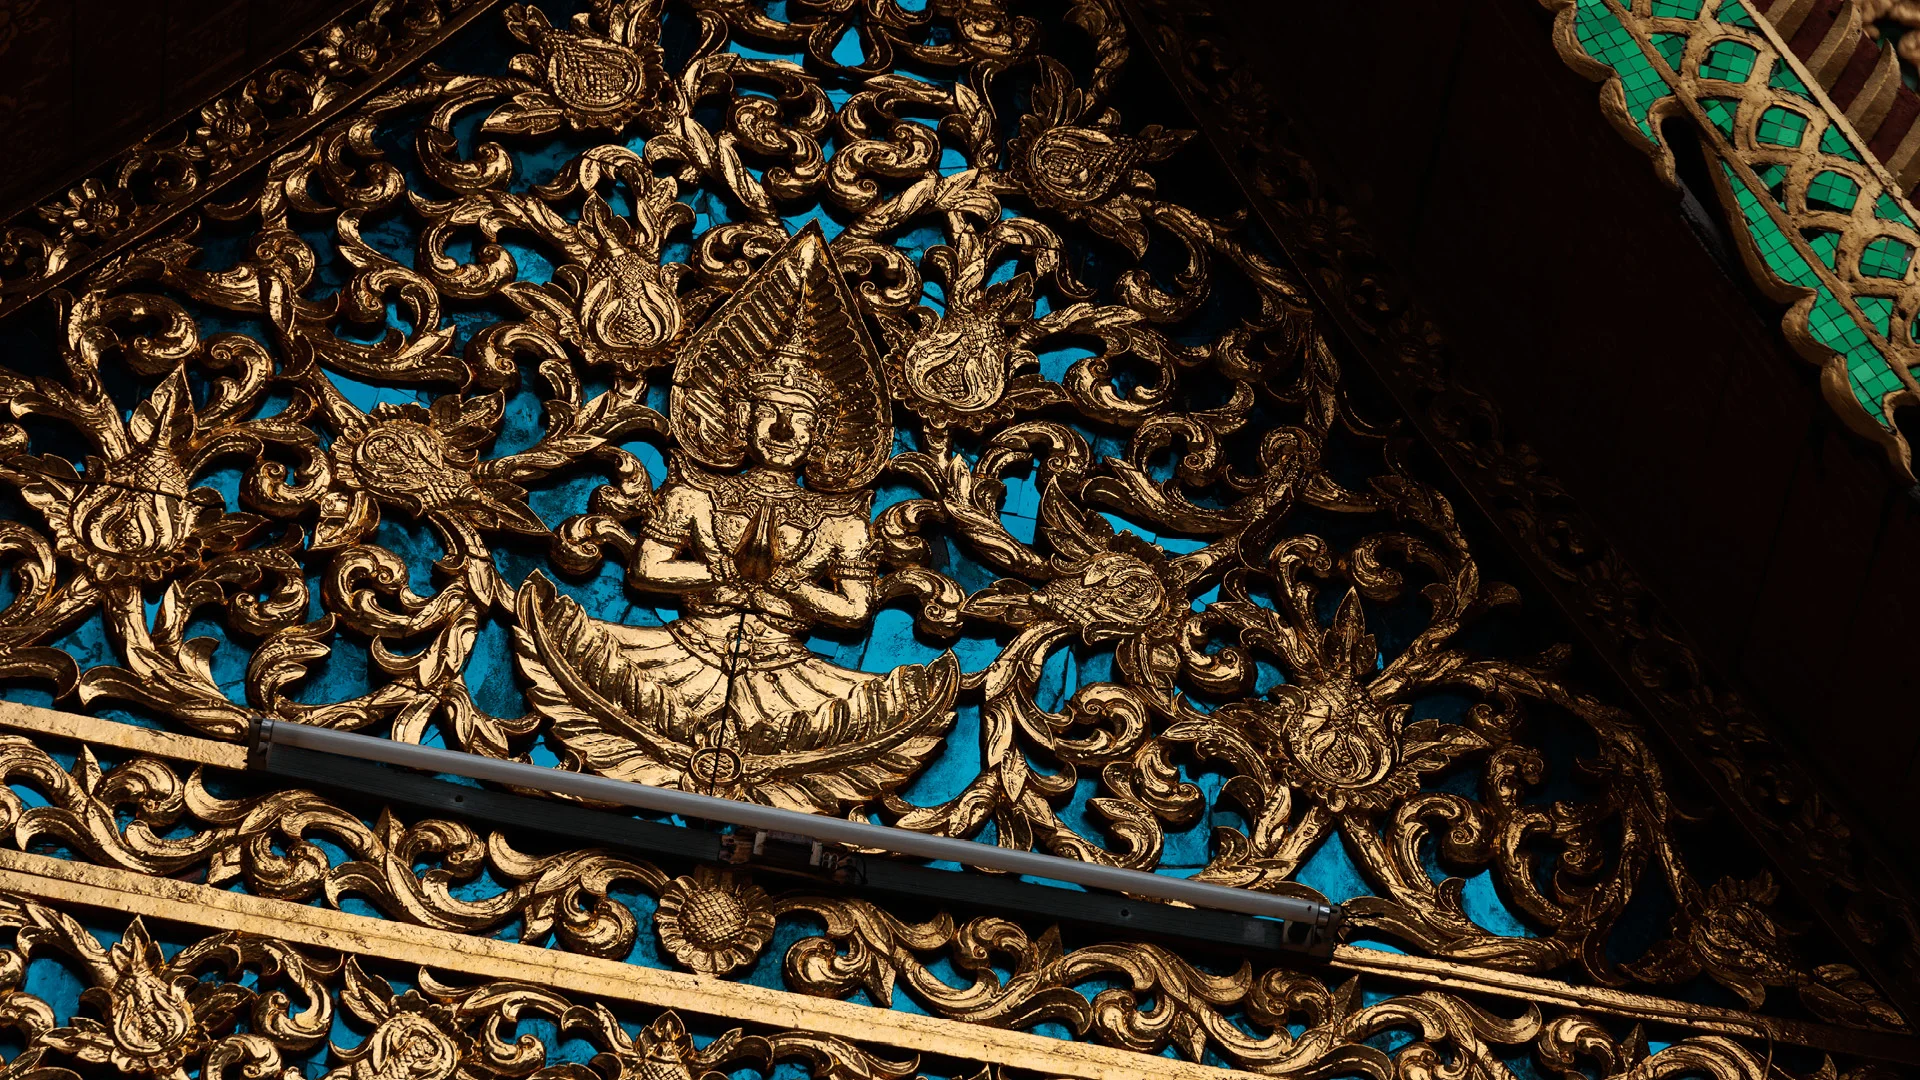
[
  {"xmin": 1859, "ymin": 295, "xmax": 1896, "ymax": 336},
  {"xmin": 1807, "ymin": 228, "xmax": 1842, "ymax": 267},
  {"xmin": 1861, "ymin": 236, "xmax": 1915, "ymax": 279},
  {"xmin": 1721, "ymin": 163, "xmax": 1899, "ymax": 426},
  {"xmin": 1875, "ymin": 192, "xmax": 1916, "ymax": 226},
  {"xmin": 1819, "ymin": 123, "xmax": 1862, "ymax": 161},
  {"xmin": 1722, "ymin": 161, "xmax": 1819, "ymax": 285},
  {"xmin": 1769, "ymin": 59, "xmax": 1810, "ymax": 98},
  {"xmin": 1575, "ymin": 0, "xmax": 1673, "ymax": 138},
  {"xmin": 1701, "ymin": 39, "xmax": 1758, "ymax": 82},
  {"xmin": 1702, "ymin": 97, "xmax": 1739, "ymax": 136},
  {"xmin": 1716, "ymin": 0, "xmax": 1758, "ymax": 27},
  {"xmin": 1755, "ymin": 105, "xmax": 1808, "ymax": 147},
  {"xmin": 1755, "ymin": 162, "xmax": 1788, "ymax": 198},
  {"xmin": 1652, "ymin": 31, "xmax": 1687, "ymax": 70},
  {"xmin": 1652, "ymin": 0, "xmax": 1704, "ymax": 14},
  {"xmin": 1806, "ymin": 170, "xmax": 1861, "ymax": 212}
]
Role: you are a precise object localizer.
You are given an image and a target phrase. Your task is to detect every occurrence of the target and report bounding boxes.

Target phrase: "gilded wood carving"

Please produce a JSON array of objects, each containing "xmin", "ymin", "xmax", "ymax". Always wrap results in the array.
[
  {"xmin": 0, "ymin": 0, "xmax": 1911, "ymax": 1075},
  {"xmin": 0, "ymin": 865, "xmax": 1886, "ymax": 1080},
  {"xmin": 1537, "ymin": 0, "xmax": 1920, "ymax": 477},
  {"xmin": 1114, "ymin": 0, "xmax": 1920, "ymax": 1032}
]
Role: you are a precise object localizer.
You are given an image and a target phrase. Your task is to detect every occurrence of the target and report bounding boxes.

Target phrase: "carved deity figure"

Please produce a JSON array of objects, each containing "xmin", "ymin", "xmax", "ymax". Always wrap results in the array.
[
  {"xmin": 518, "ymin": 226, "xmax": 954, "ymax": 813},
  {"xmin": 610, "ymin": 339, "xmax": 905, "ymax": 752}
]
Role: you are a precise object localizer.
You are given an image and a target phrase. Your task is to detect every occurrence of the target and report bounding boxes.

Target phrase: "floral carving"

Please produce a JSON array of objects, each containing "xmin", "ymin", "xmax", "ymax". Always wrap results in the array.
[
  {"xmin": 0, "ymin": 885, "xmax": 1886, "ymax": 1080},
  {"xmin": 999, "ymin": 57, "xmax": 1191, "ymax": 257},
  {"xmin": 502, "ymin": 172, "xmax": 692, "ymax": 373},
  {"xmin": 334, "ymin": 965, "xmax": 476, "ymax": 1080},
  {"xmin": 493, "ymin": 0, "xmax": 668, "ymax": 135},
  {"xmin": 653, "ymin": 867, "xmax": 776, "ymax": 976},
  {"xmin": 37, "ymin": 181, "xmax": 133, "ymax": 243},
  {"xmin": 2, "ymin": 357, "xmax": 260, "ymax": 585},
  {"xmin": 314, "ymin": 393, "xmax": 545, "ymax": 551},
  {"xmin": 3, "ymin": 898, "xmax": 332, "ymax": 1079},
  {"xmin": 1209, "ymin": 586, "xmax": 1487, "ymax": 814}
]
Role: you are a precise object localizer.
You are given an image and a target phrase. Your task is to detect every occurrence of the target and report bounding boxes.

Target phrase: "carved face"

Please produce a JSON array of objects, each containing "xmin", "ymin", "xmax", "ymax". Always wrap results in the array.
[{"xmin": 745, "ymin": 398, "xmax": 817, "ymax": 470}]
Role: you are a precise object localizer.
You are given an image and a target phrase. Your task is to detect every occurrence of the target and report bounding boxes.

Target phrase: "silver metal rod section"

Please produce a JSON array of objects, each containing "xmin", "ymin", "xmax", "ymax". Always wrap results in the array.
[{"xmin": 256, "ymin": 719, "xmax": 1333, "ymax": 927}]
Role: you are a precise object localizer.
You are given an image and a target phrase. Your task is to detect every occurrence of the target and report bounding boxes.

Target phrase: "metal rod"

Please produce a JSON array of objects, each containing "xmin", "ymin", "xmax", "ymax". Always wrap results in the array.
[{"xmin": 253, "ymin": 719, "xmax": 1336, "ymax": 928}]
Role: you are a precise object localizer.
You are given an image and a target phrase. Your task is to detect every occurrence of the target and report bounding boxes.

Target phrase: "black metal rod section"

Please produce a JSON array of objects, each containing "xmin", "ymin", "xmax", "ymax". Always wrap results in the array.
[
  {"xmin": 253, "ymin": 718, "xmax": 1337, "ymax": 929},
  {"xmin": 259, "ymin": 743, "xmax": 1334, "ymax": 957}
]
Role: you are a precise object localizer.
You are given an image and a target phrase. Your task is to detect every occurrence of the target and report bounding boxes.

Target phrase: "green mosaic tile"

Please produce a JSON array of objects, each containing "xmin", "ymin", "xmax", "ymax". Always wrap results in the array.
[
  {"xmin": 1859, "ymin": 295, "xmax": 1896, "ymax": 336},
  {"xmin": 1715, "ymin": 0, "xmax": 1758, "ymax": 27},
  {"xmin": 1652, "ymin": 31, "xmax": 1687, "ymax": 70},
  {"xmin": 1720, "ymin": 123, "xmax": 1897, "ymax": 429},
  {"xmin": 1875, "ymin": 192, "xmax": 1916, "ymax": 226},
  {"xmin": 1701, "ymin": 39, "xmax": 1758, "ymax": 82},
  {"xmin": 1861, "ymin": 237, "xmax": 1915, "ymax": 279},
  {"xmin": 1576, "ymin": 0, "xmax": 1673, "ymax": 137},
  {"xmin": 1755, "ymin": 162, "xmax": 1788, "ymax": 198},
  {"xmin": 1806, "ymin": 170, "xmax": 1861, "ymax": 212},
  {"xmin": 1702, "ymin": 97, "xmax": 1739, "ymax": 136},
  {"xmin": 1723, "ymin": 162, "xmax": 1819, "ymax": 286},
  {"xmin": 1848, "ymin": 356, "xmax": 1905, "ymax": 419},
  {"xmin": 1755, "ymin": 106, "xmax": 1808, "ymax": 147},
  {"xmin": 1768, "ymin": 59, "xmax": 1810, "ymax": 98},
  {"xmin": 1806, "ymin": 228, "xmax": 1843, "ymax": 267},
  {"xmin": 1819, "ymin": 123, "xmax": 1862, "ymax": 161},
  {"xmin": 1652, "ymin": 0, "xmax": 1704, "ymax": 14}
]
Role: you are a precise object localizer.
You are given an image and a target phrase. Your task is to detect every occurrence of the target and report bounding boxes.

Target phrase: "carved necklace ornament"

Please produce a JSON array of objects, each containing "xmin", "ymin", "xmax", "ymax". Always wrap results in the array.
[{"xmin": 0, "ymin": 0, "xmax": 1910, "ymax": 1069}]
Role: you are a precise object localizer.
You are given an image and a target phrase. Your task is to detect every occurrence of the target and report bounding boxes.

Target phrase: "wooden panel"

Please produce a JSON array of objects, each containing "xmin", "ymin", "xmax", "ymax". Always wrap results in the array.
[
  {"xmin": 1214, "ymin": 0, "xmax": 1469, "ymax": 264},
  {"xmin": 73, "ymin": 0, "xmax": 168, "ymax": 172},
  {"xmin": 1736, "ymin": 429, "xmax": 1889, "ymax": 728},
  {"xmin": 164, "ymin": 0, "xmax": 253, "ymax": 115},
  {"xmin": 1825, "ymin": 501, "xmax": 1920, "ymax": 846},
  {"xmin": 0, "ymin": 2, "xmax": 77, "ymax": 212},
  {"xmin": 0, "ymin": 0, "xmax": 355, "ymax": 222},
  {"xmin": 1396, "ymin": 0, "xmax": 1806, "ymax": 651}
]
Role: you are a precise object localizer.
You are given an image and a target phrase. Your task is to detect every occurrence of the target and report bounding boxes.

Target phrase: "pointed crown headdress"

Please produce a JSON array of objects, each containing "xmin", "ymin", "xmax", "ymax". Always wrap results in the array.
[
  {"xmin": 748, "ymin": 334, "xmax": 835, "ymax": 411},
  {"xmin": 668, "ymin": 224, "xmax": 891, "ymax": 492}
]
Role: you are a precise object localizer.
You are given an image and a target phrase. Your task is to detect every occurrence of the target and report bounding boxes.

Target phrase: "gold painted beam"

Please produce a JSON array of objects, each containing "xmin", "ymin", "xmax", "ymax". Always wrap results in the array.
[
  {"xmin": 1331, "ymin": 947, "xmax": 1920, "ymax": 1065},
  {"xmin": 0, "ymin": 699, "xmax": 246, "ymax": 769},
  {"xmin": 0, "ymin": 847, "xmax": 1257, "ymax": 1080}
]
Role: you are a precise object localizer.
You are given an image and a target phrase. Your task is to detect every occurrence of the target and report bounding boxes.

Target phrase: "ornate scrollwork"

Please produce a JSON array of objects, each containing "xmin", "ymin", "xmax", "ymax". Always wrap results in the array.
[
  {"xmin": 0, "ymin": 0, "xmax": 489, "ymax": 321},
  {"xmin": 1120, "ymin": 0, "xmax": 1920, "ymax": 1032},
  {"xmin": 0, "ymin": 891, "xmax": 918, "ymax": 1080},
  {"xmin": 0, "ymin": 727, "xmax": 1909, "ymax": 1073},
  {"xmin": 0, "ymin": 0, "xmax": 1908, "ymax": 1062},
  {"xmin": 0, "ymin": 886, "xmax": 1888, "ymax": 1080}
]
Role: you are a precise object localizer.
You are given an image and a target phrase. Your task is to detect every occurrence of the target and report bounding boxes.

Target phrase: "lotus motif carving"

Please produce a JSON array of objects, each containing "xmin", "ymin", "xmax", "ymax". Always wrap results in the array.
[
  {"xmin": 1000, "ymin": 57, "xmax": 1191, "ymax": 256},
  {"xmin": 4, "ymin": 365, "xmax": 260, "ymax": 585},
  {"xmin": 493, "ymin": 1, "xmax": 667, "ymax": 135},
  {"xmin": 295, "ymin": 393, "xmax": 545, "ymax": 552}
]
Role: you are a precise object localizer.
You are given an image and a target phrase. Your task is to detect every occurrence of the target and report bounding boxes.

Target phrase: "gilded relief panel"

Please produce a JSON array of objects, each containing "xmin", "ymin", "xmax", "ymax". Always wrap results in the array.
[{"xmin": 0, "ymin": 0, "xmax": 1909, "ymax": 1076}]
